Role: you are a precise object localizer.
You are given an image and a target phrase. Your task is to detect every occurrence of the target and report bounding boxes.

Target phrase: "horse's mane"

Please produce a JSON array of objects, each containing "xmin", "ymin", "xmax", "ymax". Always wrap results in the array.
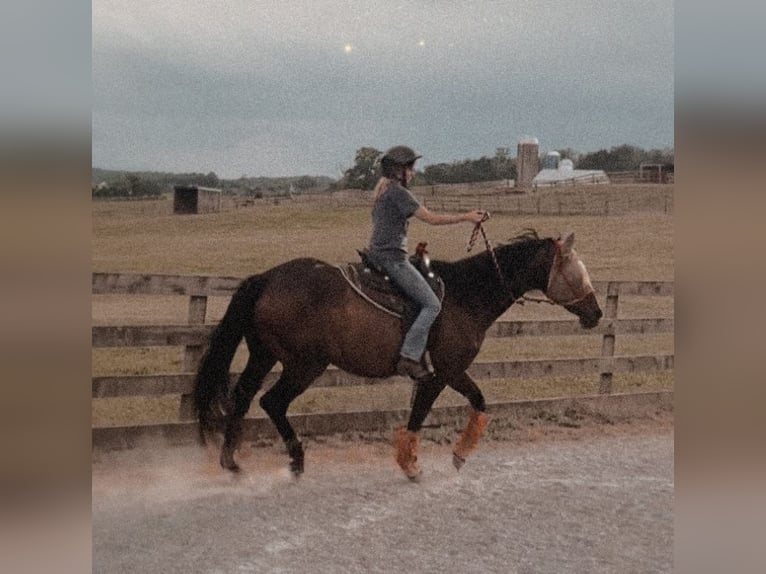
[
  {"xmin": 431, "ymin": 228, "xmax": 553, "ymax": 300},
  {"xmin": 508, "ymin": 228, "xmax": 542, "ymax": 244}
]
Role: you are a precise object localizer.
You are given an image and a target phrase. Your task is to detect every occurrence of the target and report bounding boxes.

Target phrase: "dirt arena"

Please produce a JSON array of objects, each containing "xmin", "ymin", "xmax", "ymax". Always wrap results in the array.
[{"xmin": 93, "ymin": 417, "xmax": 673, "ymax": 573}]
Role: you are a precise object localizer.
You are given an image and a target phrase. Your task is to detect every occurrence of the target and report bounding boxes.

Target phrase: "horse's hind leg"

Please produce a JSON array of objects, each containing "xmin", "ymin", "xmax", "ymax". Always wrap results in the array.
[
  {"xmin": 220, "ymin": 338, "xmax": 276, "ymax": 472},
  {"xmin": 446, "ymin": 372, "xmax": 489, "ymax": 470},
  {"xmin": 259, "ymin": 360, "xmax": 328, "ymax": 477}
]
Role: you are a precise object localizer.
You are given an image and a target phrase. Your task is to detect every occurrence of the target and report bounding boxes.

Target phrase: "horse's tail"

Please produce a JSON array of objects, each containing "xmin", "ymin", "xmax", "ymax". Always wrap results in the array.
[{"xmin": 193, "ymin": 274, "xmax": 264, "ymax": 443}]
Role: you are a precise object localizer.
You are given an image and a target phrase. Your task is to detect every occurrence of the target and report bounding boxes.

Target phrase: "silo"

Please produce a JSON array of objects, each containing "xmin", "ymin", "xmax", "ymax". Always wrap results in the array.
[{"xmin": 516, "ymin": 137, "xmax": 539, "ymax": 190}]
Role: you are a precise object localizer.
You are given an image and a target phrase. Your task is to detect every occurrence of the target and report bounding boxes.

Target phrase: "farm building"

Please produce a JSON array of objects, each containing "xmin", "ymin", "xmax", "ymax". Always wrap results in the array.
[
  {"xmin": 173, "ymin": 185, "xmax": 222, "ymax": 214},
  {"xmin": 533, "ymin": 152, "xmax": 609, "ymax": 189}
]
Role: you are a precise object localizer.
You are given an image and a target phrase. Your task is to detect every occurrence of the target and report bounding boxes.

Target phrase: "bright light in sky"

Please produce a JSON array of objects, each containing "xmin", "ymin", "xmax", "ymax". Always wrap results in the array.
[
  {"xmin": 344, "ymin": 43, "xmax": 353, "ymax": 53},
  {"xmin": 418, "ymin": 39, "xmax": 425, "ymax": 47}
]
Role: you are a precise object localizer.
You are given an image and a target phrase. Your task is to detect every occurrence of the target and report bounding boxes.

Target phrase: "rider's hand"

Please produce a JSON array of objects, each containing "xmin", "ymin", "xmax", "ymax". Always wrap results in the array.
[{"xmin": 465, "ymin": 210, "xmax": 487, "ymax": 224}]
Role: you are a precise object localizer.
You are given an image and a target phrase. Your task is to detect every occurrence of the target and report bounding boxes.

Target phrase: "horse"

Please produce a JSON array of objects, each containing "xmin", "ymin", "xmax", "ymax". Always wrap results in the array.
[{"xmin": 193, "ymin": 230, "xmax": 602, "ymax": 480}]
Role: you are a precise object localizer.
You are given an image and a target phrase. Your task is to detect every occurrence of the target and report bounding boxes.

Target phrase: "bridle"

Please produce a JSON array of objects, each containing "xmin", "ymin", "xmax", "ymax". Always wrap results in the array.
[
  {"xmin": 544, "ymin": 240, "xmax": 595, "ymax": 307},
  {"xmin": 467, "ymin": 219, "xmax": 593, "ymax": 307}
]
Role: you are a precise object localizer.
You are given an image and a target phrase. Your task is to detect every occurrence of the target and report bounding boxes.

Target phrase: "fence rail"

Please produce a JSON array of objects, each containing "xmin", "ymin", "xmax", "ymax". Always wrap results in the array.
[
  {"xmin": 420, "ymin": 185, "xmax": 673, "ymax": 216},
  {"xmin": 92, "ymin": 273, "xmax": 674, "ymax": 449},
  {"xmin": 216, "ymin": 184, "xmax": 675, "ymax": 215}
]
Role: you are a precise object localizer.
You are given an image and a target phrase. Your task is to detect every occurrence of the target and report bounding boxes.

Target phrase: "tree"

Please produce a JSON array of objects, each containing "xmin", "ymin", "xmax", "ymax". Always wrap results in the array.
[
  {"xmin": 423, "ymin": 154, "xmax": 512, "ymax": 184},
  {"xmin": 342, "ymin": 147, "xmax": 381, "ymax": 190},
  {"xmin": 293, "ymin": 176, "xmax": 317, "ymax": 190},
  {"xmin": 492, "ymin": 148, "xmax": 516, "ymax": 180},
  {"xmin": 577, "ymin": 145, "xmax": 674, "ymax": 172},
  {"xmin": 556, "ymin": 147, "xmax": 581, "ymax": 164},
  {"xmin": 200, "ymin": 171, "xmax": 220, "ymax": 188}
]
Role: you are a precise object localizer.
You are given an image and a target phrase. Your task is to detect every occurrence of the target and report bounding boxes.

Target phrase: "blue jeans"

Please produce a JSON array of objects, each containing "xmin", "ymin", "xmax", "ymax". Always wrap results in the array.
[{"xmin": 376, "ymin": 258, "xmax": 442, "ymax": 361}]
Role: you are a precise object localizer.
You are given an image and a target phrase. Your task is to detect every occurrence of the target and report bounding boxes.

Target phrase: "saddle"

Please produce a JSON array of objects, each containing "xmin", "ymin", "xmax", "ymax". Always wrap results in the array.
[{"xmin": 338, "ymin": 242, "xmax": 445, "ymax": 325}]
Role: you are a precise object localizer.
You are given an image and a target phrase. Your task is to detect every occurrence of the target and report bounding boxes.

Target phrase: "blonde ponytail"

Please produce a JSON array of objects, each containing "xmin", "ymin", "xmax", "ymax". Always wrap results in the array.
[{"xmin": 373, "ymin": 177, "xmax": 391, "ymax": 203}]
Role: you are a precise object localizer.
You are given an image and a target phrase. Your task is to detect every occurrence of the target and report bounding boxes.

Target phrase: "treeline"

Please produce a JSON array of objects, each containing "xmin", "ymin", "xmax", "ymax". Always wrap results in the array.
[
  {"xmin": 422, "ymin": 149, "xmax": 515, "ymax": 185},
  {"xmin": 563, "ymin": 144, "xmax": 673, "ymax": 173},
  {"xmin": 93, "ymin": 142, "xmax": 674, "ymax": 199},
  {"xmin": 339, "ymin": 144, "xmax": 673, "ymax": 190},
  {"xmin": 92, "ymin": 174, "xmax": 163, "ymax": 198},
  {"xmin": 92, "ymin": 169, "xmax": 221, "ymax": 199},
  {"xmin": 337, "ymin": 146, "xmax": 516, "ymax": 190},
  {"xmin": 92, "ymin": 168, "xmax": 334, "ymax": 199}
]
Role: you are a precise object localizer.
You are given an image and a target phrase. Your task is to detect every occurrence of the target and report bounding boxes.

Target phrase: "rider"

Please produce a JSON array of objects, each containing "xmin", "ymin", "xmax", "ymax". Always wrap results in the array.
[{"xmin": 366, "ymin": 145, "xmax": 485, "ymax": 380}]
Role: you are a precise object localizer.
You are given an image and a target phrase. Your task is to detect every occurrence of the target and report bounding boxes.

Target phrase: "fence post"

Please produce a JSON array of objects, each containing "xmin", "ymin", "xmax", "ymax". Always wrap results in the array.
[
  {"xmin": 179, "ymin": 295, "xmax": 208, "ymax": 421},
  {"xmin": 598, "ymin": 282, "xmax": 619, "ymax": 394}
]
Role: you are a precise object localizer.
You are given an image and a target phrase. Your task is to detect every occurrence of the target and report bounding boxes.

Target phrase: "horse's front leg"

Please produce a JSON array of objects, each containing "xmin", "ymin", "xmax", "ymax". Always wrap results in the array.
[
  {"xmin": 394, "ymin": 374, "xmax": 446, "ymax": 481},
  {"xmin": 447, "ymin": 372, "xmax": 489, "ymax": 470}
]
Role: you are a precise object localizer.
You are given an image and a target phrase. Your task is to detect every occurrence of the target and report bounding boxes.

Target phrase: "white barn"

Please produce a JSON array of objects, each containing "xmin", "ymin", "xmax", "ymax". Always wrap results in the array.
[{"xmin": 532, "ymin": 151, "xmax": 609, "ymax": 189}]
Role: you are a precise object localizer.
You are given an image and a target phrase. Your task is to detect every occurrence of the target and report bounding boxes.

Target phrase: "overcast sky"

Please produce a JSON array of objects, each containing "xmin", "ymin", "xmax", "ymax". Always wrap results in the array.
[{"xmin": 92, "ymin": 0, "xmax": 673, "ymax": 179}]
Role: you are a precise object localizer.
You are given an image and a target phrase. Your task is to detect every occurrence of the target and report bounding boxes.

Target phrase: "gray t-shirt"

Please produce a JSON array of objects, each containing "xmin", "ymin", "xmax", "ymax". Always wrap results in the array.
[{"xmin": 368, "ymin": 182, "xmax": 421, "ymax": 262}]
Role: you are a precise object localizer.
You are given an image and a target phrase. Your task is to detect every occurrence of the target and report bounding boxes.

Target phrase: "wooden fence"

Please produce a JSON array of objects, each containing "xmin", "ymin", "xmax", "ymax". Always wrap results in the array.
[
  {"xmin": 421, "ymin": 186, "xmax": 673, "ymax": 216},
  {"xmin": 214, "ymin": 183, "xmax": 674, "ymax": 214},
  {"xmin": 92, "ymin": 273, "xmax": 673, "ymax": 450}
]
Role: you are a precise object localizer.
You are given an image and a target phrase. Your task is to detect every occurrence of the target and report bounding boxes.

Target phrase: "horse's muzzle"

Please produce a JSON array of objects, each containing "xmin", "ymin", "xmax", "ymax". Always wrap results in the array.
[{"xmin": 565, "ymin": 292, "xmax": 602, "ymax": 329}]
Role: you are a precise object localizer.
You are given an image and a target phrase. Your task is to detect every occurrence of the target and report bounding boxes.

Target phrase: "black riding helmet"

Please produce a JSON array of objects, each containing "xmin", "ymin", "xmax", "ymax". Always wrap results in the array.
[{"xmin": 380, "ymin": 145, "xmax": 422, "ymax": 179}]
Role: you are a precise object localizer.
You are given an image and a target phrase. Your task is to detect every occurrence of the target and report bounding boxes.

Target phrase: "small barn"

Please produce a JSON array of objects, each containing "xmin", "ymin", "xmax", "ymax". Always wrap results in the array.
[{"xmin": 173, "ymin": 185, "xmax": 222, "ymax": 214}]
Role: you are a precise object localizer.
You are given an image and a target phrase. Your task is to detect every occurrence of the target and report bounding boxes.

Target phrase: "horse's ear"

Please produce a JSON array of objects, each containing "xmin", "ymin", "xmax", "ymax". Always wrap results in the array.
[{"xmin": 561, "ymin": 232, "xmax": 575, "ymax": 255}]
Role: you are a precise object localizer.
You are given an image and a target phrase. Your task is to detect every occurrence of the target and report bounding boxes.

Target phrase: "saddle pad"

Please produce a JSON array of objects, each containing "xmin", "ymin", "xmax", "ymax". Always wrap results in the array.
[{"xmin": 337, "ymin": 262, "xmax": 444, "ymax": 318}]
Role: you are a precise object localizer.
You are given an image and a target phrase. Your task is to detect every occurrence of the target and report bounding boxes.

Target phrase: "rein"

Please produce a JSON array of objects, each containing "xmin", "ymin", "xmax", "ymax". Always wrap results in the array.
[
  {"xmin": 467, "ymin": 212, "xmax": 507, "ymax": 288},
  {"xmin": 466, "ymin": 214, "xmax": 546, "ymax": 305}
]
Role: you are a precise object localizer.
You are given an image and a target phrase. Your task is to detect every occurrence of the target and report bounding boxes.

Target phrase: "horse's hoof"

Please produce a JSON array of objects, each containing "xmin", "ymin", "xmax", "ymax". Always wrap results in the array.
[
  {"xmin": 287, "ymin": 439, "xmax": 304, "ymax": 478},
  {"xmin": 220, "ymin": 453, "xmax": 241, "ymax": 473},
  {"xmin": 407, "ymin": 470, "xmax": 423, "ymax": 483},
  {"xmin": 289, "ymin": 457, "xmax": 304, "ymax": 477},
  {"xmin": 452, "ymin": 452, "xmax": 466, "ymax": 471}
]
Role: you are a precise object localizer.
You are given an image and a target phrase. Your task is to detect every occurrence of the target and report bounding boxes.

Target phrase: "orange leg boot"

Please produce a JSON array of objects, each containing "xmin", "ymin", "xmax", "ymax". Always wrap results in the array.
[
  {"xmin": 452, "ymin": 410, "xmax": 489, "ymax": 470},
  {"xmin": 394, "ymin": 427, "xmax": 422, "ymax": 481}
]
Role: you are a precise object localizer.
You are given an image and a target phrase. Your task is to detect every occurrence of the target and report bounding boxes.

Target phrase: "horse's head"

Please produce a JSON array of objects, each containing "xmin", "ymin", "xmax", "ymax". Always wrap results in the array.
[{"xmin": 545, "ymin": 233, "xmax": 602, "ymax": 329}]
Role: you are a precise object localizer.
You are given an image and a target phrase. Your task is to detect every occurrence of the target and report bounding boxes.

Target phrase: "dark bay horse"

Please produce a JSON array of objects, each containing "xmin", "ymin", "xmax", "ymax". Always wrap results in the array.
[{"xmin": 194, "ymin": 230, "xmax": 602, "ymax": 479}]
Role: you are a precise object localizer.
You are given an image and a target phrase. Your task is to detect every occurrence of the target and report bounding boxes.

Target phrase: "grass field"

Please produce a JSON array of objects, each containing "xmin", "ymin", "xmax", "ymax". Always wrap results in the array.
[{"xmin": 92, "ymin": 184, "xmax": 674, "ymax": 426}]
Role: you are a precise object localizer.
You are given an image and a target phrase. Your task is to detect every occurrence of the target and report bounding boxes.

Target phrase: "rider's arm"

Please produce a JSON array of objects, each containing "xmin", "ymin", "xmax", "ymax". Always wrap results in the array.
[{"xmin": 412, "ymin": 206, "xmax": 485, "ymax": 226}]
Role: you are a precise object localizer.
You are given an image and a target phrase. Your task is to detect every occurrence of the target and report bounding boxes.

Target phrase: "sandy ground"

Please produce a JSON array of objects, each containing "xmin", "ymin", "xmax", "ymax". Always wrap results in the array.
[{"xmin": 93, "ymin": 417, "xmax": 673, "ymax": 574}]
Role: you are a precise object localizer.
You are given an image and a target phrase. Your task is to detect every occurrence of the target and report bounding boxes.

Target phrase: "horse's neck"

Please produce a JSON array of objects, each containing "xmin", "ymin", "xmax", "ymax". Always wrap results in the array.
[
  {"xmin": 436, "ymin": 243, "xmax": 551, "ymax": 326},
  {"xmin": 434, "ymin": 256, "xmax": 514, "ymax": 325}
]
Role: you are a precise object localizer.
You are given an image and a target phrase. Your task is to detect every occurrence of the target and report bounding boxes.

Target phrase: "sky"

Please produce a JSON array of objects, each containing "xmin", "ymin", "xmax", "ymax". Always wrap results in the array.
[{"xmin": 92, "ymin": 0, "xmax": 674, "ymax": 179}]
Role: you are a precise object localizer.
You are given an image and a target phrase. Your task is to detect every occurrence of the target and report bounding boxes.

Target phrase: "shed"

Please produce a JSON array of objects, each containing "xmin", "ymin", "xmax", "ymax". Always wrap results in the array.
[{"xmin": 173, "ymin": 185, "xmax": 222, "ymax": 214}]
